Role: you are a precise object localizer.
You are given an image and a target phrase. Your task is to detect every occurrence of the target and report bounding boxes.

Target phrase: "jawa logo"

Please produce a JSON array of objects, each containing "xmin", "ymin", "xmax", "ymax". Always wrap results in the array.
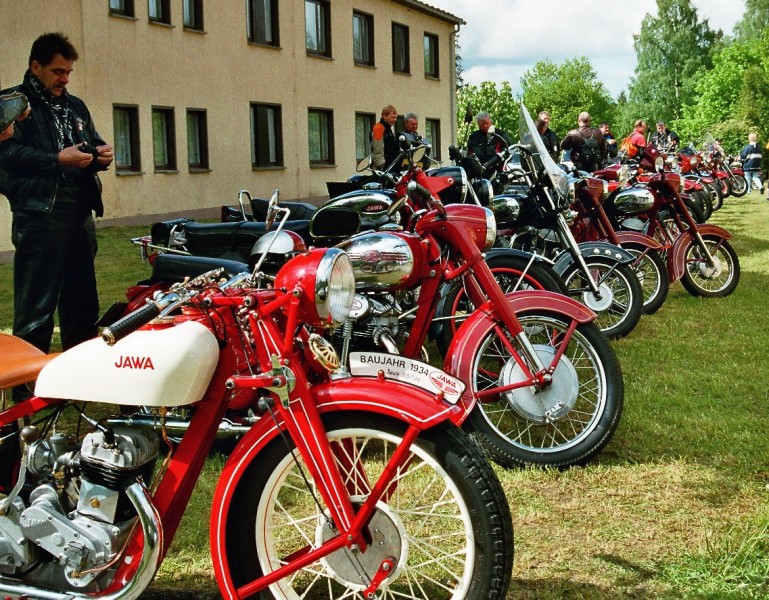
[
  {"xmin": 115, "ymin": 356, "xmax": 155, "ymax": 370},
  {"xmin": 429, "ymin": 371, "xmax": 461, "ymax": 395}
]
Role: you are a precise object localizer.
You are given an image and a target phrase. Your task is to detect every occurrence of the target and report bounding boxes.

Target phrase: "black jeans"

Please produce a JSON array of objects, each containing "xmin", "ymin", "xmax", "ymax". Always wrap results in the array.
[{"xmin": 11, "ymin": 207, "xmax": 99, "ymax": 353}]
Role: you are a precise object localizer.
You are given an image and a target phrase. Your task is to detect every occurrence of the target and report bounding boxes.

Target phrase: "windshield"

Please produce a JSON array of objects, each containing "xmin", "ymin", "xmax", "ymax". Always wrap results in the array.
[{"xmin": 517, "ymin": 102, "xmax": 569, "ymax": 197}]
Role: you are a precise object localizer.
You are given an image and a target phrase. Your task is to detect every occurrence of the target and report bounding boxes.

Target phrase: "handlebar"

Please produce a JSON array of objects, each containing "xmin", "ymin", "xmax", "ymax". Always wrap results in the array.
[{"xmin": 101, "ymin": 301, "xmax": 163, "ymax": 345}]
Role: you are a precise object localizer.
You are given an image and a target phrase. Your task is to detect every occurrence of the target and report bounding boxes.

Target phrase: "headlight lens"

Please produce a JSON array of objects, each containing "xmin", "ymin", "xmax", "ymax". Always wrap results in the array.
[
  {"xmin": 483, "ymin": 207, "xmax": 497, "ymax": 251},
  {"xmin": 655, "ymin": 156, "xmax": 664, "ymax": 172},
  {"xmin": 316, "ymin": 249, "xmax": 356, "ymax": 325}
]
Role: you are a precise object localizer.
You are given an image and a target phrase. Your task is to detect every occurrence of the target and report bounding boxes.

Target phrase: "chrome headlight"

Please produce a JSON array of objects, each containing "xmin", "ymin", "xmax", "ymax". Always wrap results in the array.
[
  {"xmin": 601, "ymin": 179, "xmax": 609, "ymax": 200},
  {"xmin": 655, "ymin": 156, "xmax": 664, "ymax": 172},
  {"xmin": 483, "ymin": 207, "xmax": 497, "ymax": 251},
  {"xmin": 690, "ymin": 156, "xmax": 698, "ymax": 166},
  {"xmin": 316, "ymin": 249, "xmax": 356, "ymax": 325}
]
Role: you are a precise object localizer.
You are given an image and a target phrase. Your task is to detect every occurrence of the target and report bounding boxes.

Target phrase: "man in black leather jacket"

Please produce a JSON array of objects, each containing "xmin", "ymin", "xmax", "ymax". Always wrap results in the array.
[
  {"xmin": 560, "ymin": 111, "xmax": 608, "ymax": 172},
  {"xmin": 467, "ymin": 112, "xmax": 512, "ymax": 169},
  {"xmin": 0, "ymin": 32, "xmax": 113, "ymax": 354}
]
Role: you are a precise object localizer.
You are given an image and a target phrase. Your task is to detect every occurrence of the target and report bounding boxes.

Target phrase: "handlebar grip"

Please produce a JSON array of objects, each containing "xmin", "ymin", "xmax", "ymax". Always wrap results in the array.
[
  {"xmin": 101, "ymin": 301, "xmax": 162, "ymax": 346},
  {"xmin": 406, "ymin": 180, "xmax": 433, "ymax": 203}
]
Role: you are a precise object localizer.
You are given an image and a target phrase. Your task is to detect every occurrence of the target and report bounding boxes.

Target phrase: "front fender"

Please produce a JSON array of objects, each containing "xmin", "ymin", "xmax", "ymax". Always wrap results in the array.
[
  {"xmin": 553, "ymin": 241, "xmax": 636, "ymax": 276},
  {"xmin": 669, "ymin": 223, "xmax": 734, "ymax": 282},
  {"xmin": 614, "ymin": 230, "xmax": 664, "ymax": 251},
  {"xmin": 443, "ymin": 290, "xmax": 597, "ymax": 405}
]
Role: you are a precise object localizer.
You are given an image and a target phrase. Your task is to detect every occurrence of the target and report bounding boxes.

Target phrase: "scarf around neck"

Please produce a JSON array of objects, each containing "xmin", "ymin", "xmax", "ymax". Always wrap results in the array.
[{"xmin": 24, "ymin": 69, "xmax": 75, "ymax": 151}]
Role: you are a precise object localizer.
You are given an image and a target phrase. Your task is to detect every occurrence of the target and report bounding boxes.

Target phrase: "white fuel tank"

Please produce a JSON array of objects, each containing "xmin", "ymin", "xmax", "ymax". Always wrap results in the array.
[{"xmin": 35, "ymin": 321, "xmax": 219, "ymax": 407}]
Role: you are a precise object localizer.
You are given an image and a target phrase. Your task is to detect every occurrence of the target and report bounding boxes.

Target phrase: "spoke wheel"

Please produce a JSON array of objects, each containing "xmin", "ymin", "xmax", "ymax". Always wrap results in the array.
[
  {"xmin": 466, "ymin": 313, "xmax": 623, "ymax": 468},
  {"xmin": 680, "ymin": 237, "xmax": 740, "ymax": 297},
  {"xmin": 223, "ymin": 413, "xmax": 513, "ymax": 600},
  {"xmin": 728, "ymin": 175, "xmax": 748, "ymax": 197},
  {"xmin": 625, "ymin": 245, "xmax": 669, "ymax": 314}
]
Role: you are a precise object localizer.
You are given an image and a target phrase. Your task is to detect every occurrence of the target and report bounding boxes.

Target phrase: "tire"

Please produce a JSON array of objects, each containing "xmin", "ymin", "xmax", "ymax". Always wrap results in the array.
[
  {"xmin": 559, "ymin": 256, "xmax": 643, "ymax": 339},
  {"xmin": 434, "ymin": 254, "xmax": 567, "ymax": 356},
  {"xmin": 689, "ymin": 189, "xmax": 712, "ymax": 222},
  {"xmin": 728, "ymin": 175, "xmax": 748, "ymax": 197},
  {"xmin": 224, "ymin": 412, "xmax": 514, "ymax": 599},
  {"xmin": 680, "ymin": 236, "xmax": 740, "ymax": 298},
  {"xmin": 702, "ymin": 181, "xmax": 723, "ymax": 211},
  {"xmin": 465, "ymin": 312, "xmax": 623, "ymax": 468},
  {"xmin": 624, "ymin": 244, "xmax": 669, "ymax": 314}
]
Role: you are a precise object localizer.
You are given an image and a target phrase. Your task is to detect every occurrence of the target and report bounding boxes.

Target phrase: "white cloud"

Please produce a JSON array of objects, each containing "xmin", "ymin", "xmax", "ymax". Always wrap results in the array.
[{"xmin": 429, "ymin": 0, "xmax": 745, "ymax": 96}]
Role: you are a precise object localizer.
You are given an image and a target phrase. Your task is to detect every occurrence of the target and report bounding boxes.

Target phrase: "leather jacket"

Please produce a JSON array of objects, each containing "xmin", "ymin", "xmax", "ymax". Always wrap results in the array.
[{"xmin": 0, "ymin": 74, "xmax": 108, "ymax": 216}]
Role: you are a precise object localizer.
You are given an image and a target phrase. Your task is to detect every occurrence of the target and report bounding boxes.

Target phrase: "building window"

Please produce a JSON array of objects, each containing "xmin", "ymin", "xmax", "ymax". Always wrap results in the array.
[
  {"xmin": 424, "ymin": 33, "xmax": 439, "ymax": 78},
  {"xmin": 152, "ymin": 107, "xmax": 176, "ymax": 171},
  {"xmin": 113, "ymin": 105, "xmax": 140, "ymax": 172},
  {"xmin": 186, "ymin": 109, "xmax": 209, "ymax": 170},
  {"xmin": 425, "ymin": 118, "xmax": 441, "ymax": 160},
  {"xmin": 251, "ymin": 103, "xmax": 283, "ymax": 168},
  {"xmin": 353, "ymin": 11, "xmax": 374, "ymax": 66},
  {"xmin": 355, "ymin": 112, "xmax": 375, "ymax": 161},
  {"xmin": 392, "ymin": 23, "xmax": 410, "ymax": 74},
  {"xmin": 308, "ymin": 109, "xmax": 334, "ymax": 165},
  {"xmin": 247, "ymin": 0, "xmax": 279, "ymax": 46},
  {"xmin": 109, "ymin": 0, "xmax": 135, "ymax": 17},
  {"xmin": 148, "ymin": 0, "xmax": 171, "ymax": 24},
  {"xmin": 306, "ymin": 0, "xmax": 331, "ymax": 57},
  {"xmin": 183, "ymin": 0, "xmax": 204, "ymax": 30}
]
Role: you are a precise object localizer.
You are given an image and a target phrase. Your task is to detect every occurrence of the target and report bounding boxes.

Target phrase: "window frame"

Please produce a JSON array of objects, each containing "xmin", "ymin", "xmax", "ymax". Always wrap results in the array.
[
  {"xmin": 355, "ymin": 112, "xmax": 376, "ymax": 162},
  {"xmin": 186, "ymin": 108, "xmax": 209, "ymax": 171},
  {"xmin": 251, "ymin": 102, "xmax": 284, "ymax": 169},
  {"xmin": 151, "ymin": 106, "xmax": 177, "ymax": 172},
  {"xmin": 305, "ymin": 0, "xmax": 332, "ymax": 58},
  {"xmin": 307, "ymin": 108, "xmax": 335, "ymax": 166},
  {"xmin": 113, "ymin": 104, "xmax": 141, "ymax": 174},
  {"xmin": 423, "ymin": 32, "xmax": 439, "ymax": 78},
  {"xmin": 183, "ymin": 0, "xmax": 204, "ymax": 31},
  {"xmin": 109, "ymin": 0, "xmax": 135, "ymax": 18},
  {"xmin": 247, "ymin": 0, "xmax": 280, "ymax": 47},
  {"xmin": 148, "ymin": 0, "xmax": 171, "ymax": 25},
  {"xmin": 425, "ymin": 118, "xmax": 441, "ymax": 160},
  {"xmin": 352, "ymin": 11, "xmax": 374, "ymax": 67},
  {"xmin": 392, "ymin": 22, "xmax": 410, "ymax": 74}
]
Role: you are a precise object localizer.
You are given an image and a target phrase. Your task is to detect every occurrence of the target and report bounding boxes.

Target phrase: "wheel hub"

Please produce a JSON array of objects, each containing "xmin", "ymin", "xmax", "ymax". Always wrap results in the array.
[
  {"xmin": 499, "ymin": 345, "xmax": 579, "ymax": 422},
  {"xmin": 317, "ymin": 499, "xmax": 407, "ymax": 591},
  {"xmin": 582, "ymin": 282, "xmax": 614, "ymax": 312},
  {"xmin": 697, "ymin": 254, "xmax": 723, "ymax": 278}
]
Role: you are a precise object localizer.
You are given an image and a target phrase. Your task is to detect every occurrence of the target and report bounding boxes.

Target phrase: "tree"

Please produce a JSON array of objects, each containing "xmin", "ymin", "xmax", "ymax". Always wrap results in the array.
[
  {"xmin": 734, "ymin": 0, "xmax": 769, "ymax": 40},
  {"xmin": 456, "ymin": 81, "xmax": 517, "ymax": 144},
  {"xmin": 519, "ymin": 57, "xmax": 616, "ymax": 138},
  {"xmin": 628, "ymin": 0, "xmax": 720, "ymax": 124}
]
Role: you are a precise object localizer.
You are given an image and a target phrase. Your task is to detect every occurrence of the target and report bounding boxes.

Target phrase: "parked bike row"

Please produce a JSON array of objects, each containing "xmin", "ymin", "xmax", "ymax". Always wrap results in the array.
[{"xmin": 0, "ymin": 101, "xmax": 740, "ymax": 598}]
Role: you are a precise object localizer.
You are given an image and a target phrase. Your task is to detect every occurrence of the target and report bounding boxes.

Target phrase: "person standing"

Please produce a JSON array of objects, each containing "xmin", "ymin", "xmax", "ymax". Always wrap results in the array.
[
  {"xmin": 560, "ymin": 111, "xmax": 607, "ymax": 172},
  {"xmin": 621, "ymin": 120, "xmax": 648, "ymax": 160},
  {"xmin": 370, "ymin": 104, "xmax": 398, "ymax": 170},
  {"xmin": 599, "ymin": 122, "xmax": 618, "ymax": 161},
  {"xmin": 650, "ymin": 121, "xmax": 679, "ymax": 150},
  {"xmin": 467, "ymin": 112, "xmax": 512, "ymax": 165},
  {"xmin": 538, "ymin": 110, "xmax": 559, "ymax": 161},
  {"xmin": 0, "ymin": 32, "xmax": 114, "ymax": 354},
  {"xmin": 739, "ymin": 133, "xmax": 763, "ymax": 193}
]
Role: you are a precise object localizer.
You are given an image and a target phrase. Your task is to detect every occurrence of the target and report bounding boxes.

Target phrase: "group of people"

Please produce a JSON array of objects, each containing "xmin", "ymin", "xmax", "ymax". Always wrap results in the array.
[{"xmin": 370, "ymin": 105, "xmax": 430, "ymax": 170}]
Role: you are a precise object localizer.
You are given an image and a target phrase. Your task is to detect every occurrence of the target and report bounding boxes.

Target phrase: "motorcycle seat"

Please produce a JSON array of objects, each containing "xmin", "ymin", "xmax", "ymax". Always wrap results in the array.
[
  {"xmin": 150, "ymin": 253, "xmax": 249, "ymax": 283},
  {"xmin": 183, "ymin": 220, "xmax": 311, "ymax": 261},
  {"xmin": 250, "ymin": 197, "xmax": 318, "ymax": 221},
  {"xmin": 0, "ymin": 333, "xmax": 60, "ymax": 389}
]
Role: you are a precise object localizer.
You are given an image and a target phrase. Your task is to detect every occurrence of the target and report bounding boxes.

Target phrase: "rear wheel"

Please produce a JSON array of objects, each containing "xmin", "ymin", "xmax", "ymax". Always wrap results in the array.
[
  {"xmin": 464, "ymin": 312, "xmax": 623, "ymax": 468},
  {"xmin": 223, "ymin": 413, "xmax": 514, "ymax": 599},
  {"xmin": 680, "ymin": 236, "xmax": 740, "ymax": 297},
  {"xmin": 560, "ymin": 257, "xmax": 643, "ymax": 339}
]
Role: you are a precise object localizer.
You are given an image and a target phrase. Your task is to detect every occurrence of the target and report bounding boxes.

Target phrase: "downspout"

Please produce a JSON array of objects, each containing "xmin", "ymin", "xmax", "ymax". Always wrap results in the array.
[{"xmin": 449, "ymin": 23, "xmax": 461, "ymax": 147}]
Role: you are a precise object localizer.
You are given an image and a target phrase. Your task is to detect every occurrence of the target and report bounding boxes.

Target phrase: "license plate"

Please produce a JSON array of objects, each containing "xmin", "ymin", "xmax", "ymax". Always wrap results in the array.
[{"xmin": 349, "ymin": 352, "xmax": 465, "ymax": 404}]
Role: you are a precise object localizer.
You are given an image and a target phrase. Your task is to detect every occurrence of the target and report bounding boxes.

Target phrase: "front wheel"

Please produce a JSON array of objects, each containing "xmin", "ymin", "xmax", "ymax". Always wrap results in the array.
[
  {"xmin": 680, "ymin": 236, "xmax": 740, "ymax": 297},
  {"xmin": 625, "ymin": 244, "xmax": 669, "ymax": 314},
  {"xmin": 464, "ymin": 312, "xmax": 623, "ymax": 468},
  {"xmin": 223, "ymin": 413, "xmax": 514, "ymax": 599},
  {"xmin": 728, "ymin": 174, "xmax": 748, "ymax": 197},
  {"xmin": 560, "ymin": 257, "xmax": 643, "ymax": 339}
]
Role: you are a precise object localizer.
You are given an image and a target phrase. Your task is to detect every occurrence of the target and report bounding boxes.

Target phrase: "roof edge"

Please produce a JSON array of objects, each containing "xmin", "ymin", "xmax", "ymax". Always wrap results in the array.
[{"xmin": 391, "ymin": 0, "xmax": 466, "ymax": 26}]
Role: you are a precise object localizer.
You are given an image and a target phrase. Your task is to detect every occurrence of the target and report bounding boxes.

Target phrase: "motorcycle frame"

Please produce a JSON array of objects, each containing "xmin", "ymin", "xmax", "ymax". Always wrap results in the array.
[{"xmin": 0, "ymin": 278, "xmax": 465, "ymax": 598}]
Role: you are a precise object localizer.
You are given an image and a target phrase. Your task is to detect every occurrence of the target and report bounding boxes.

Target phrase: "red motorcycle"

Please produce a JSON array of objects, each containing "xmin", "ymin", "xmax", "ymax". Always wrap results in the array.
[
  {"xmin": 0, "ymin": 247, "xmax": 515, "ymax": 598},
  {"xmin": 605, "ymin": 144, "xmax": 740, "ymax": 297},
  {"xmin": 113, "ymin": 151, "xmax": 623, "ymax": 470}
]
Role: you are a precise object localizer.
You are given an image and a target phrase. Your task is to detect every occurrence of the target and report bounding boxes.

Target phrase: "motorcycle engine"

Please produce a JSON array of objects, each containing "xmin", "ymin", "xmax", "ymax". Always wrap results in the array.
[
  {"xmin": 0, "ymin": 426, "xmax": 159, "ymax": 589},
  {"xmin": 331, "ymin": 291, "xmax": 415, "ymax": 354}
]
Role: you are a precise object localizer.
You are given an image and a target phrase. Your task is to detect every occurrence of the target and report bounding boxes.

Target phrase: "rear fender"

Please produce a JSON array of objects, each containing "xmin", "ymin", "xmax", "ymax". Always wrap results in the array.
[
  {"xmin": 553, "ymin": 241, "xmax": 636, "ymax": 276},
  {"xmin": 443, "ymin": 290, "xmax": 596, "ymax": 405},
  {"xmin": 670, "ymin": 224, "xmax": 733, "ymax": 281}
]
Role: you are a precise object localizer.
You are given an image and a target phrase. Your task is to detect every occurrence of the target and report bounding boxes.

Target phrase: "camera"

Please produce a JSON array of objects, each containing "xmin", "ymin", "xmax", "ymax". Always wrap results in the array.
[{"xmin": 78, "ymin": 142, "xmax": 100, "ymax": 160}]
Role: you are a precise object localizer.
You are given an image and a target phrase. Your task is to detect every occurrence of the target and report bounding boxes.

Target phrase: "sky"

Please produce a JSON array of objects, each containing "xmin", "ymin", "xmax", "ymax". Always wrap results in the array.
[{"xmin": 426, "ymin": 0, "xmax": 746, "ymax": 98}]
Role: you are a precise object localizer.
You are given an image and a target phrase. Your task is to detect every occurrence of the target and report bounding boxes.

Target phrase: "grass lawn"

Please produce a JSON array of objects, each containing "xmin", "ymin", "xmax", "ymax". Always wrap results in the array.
[{"xmin": 1, "ymin": 191, "xmax": 768, "ymax": 598}]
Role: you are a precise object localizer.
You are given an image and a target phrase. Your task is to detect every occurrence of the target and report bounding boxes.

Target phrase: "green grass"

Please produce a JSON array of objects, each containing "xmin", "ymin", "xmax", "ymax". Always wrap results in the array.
[{"xmin": 2, "ymin": 193, "xmax": 769, "ymax": 598}]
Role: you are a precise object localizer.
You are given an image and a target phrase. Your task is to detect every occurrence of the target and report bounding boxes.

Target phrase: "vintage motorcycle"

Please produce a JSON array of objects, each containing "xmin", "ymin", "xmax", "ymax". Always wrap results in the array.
[
  {"xmin": 605, "ymin": 144, "xmax": 741, "ymax": 298},
  {"xmin": 486, "ymin": 105, "xmax": 645, "ymax": 340},
  {"xmin": 121, "ymin": 157, "xmax": 622, "ymax": 470},
  {"xmin": 0, "ymin": 241, "xmax": 515, "ymax": 598}
]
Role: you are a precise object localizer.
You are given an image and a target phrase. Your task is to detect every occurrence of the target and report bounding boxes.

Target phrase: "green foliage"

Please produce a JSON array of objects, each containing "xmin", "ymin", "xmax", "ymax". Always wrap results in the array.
[
  {"xmin": 734, "ymin": 0, "xmax": 769, "ymax": 40},
  {"xmin": 629, "ymin": 0, "xmax": 720, "ymax": 123},
  {"xmin": 519, "ymin": 57, "xmax": 616, "ymax": 137},
  {"xmin": 456, "ymin": 81, "xmax": 517, "ymax": 144}
]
